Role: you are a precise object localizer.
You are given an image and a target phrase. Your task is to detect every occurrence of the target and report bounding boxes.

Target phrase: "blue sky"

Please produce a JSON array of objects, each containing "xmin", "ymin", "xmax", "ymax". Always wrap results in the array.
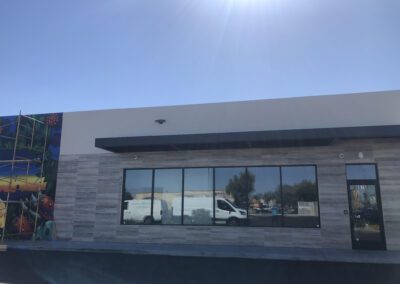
[{"xmin": 0, "ymin": 0, "xmax": 399, "ymax": 115}]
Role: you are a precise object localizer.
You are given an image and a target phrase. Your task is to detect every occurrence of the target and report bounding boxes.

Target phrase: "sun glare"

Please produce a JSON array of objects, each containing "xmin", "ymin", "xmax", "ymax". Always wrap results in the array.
[
  {"xmin": 230, "ymin": 0, "xmax": 267, "ymax": 4},
  {"xmin": 225, "ymin": 0, "xmax": 277, "ymax": 9}
]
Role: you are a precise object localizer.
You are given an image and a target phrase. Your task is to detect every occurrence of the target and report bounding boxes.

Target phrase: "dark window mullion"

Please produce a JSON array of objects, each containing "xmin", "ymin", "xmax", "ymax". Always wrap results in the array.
[
  {"xmin": 279, "ymin": 166, "xmax": 284, "ymax": 227},
  {"xmin": 150, "ymin": 169, "xmax": 155, "ymax": 223},
  {"xmin": 245, "ymin": 168, "xmax": 249, "ymax": 226},
  {"xmin": 181, "ymin": 168, "xmax": 184, "ymax": 225},
  {"xmin": 213, "ymin": 167, "xmax": 216, "ymax": 225},
  {"xmin": 374, "ymin": 165, "xmax": 386, "ymax": 247},
  {"xmin": 121, "ymin": 169, "xmax": 127, "ymax": 225},
  {"xmin": 314, "ymin": 165, "xmax": 321, "ymax": 228}
]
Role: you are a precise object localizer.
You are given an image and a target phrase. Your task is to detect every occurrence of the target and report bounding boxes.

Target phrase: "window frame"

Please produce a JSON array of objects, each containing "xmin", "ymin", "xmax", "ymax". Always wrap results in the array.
[
  {"xmin": 121, "ymin": 164, "xmax": 321, "ymax": 228},
  {"xmin": 152, "ymin": 168, "xmax": 183, "ymax": 226},
  {"xmin": 183, "ymin": 167, "xmax": 214, "ymax": 225},
  {"xmin": 345, "ymin": 163, "xmax": 387, "ymax": 250},
  {"xmin": 280, "ymin": 165, "xmax": 321, "ymax": 228},
  {"xmin": 120, "ymin": 168, "xmax": 155, "ymax": 225}
]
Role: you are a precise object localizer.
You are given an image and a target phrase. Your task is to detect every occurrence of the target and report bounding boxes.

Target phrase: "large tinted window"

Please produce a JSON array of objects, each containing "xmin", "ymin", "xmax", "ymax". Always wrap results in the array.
[
  {"xmin": 153, "ymin": 169, "xmax": 182, "ymax": 225},
  {"xmin": 247, "ymin": 167, "xmax": 282, "ymax": 227},
  {"xmin": 122, "ymin": 170, "xmax": 153, "ymax": 225},
  {"xmin": 183, "ymin": 168, "xmax": 213, "ymax": 225},
  {"xmin": 121, "ymin": 165, "xmax": 320, "ymax": 228},
  {"xmin": 215, "ymin": 168, "xmax": 247, "ymax": 226},
  {"xmin": 281, "ymin": 166, "xmax": 319, "ymax": 228}
]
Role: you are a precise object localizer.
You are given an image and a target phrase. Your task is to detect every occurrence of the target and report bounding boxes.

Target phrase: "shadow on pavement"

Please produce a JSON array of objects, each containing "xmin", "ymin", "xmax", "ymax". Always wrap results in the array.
[{"xmin": 0, "ymin": 250, "xmax": 399, "ymax": 284}]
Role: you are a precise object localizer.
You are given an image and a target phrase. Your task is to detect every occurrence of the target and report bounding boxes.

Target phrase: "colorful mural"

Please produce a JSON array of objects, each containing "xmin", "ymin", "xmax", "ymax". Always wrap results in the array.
[{"xmin": 0, "ymin": 113, "xmax": 62, "ymax": 240}]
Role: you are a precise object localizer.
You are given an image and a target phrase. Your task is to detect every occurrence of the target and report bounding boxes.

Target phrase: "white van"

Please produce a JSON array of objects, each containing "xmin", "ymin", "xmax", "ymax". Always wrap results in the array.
[
  {"xmin": 172, "ymin": 197, "xmax": 247, "ymax": 226},
  {"xmin": 122, "ymin": 199, "xmax": 164, "ymax": 224}
]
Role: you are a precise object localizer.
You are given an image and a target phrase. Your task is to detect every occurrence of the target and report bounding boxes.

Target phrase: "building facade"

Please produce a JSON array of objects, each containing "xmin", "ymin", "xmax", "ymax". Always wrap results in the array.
[{"xmin": 1, "ymin": 91, "xmax": 400, "ymax": 251}]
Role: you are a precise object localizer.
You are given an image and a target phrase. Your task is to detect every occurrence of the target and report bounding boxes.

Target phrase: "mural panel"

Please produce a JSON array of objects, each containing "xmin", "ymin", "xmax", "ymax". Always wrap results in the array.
[{"xmin": 0, "ymin": 113, "xmax": 62, "ymax": 240}]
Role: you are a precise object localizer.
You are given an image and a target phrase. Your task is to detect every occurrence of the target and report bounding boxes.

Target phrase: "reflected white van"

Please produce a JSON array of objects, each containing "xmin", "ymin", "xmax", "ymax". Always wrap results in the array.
[
  {"xmin": 122, "ymin": 199, "xmax": 163, "ymax": 224},
  {"xmin": 172, "ymin": 197, "xmax": 247, "ymax": 226}
]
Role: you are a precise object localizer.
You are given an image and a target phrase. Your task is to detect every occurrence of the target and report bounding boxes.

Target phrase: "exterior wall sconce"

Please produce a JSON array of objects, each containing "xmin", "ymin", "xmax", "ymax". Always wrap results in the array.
[{"xmin": 155, "ymin": 119, "xmax": 166, "ymax": 125}]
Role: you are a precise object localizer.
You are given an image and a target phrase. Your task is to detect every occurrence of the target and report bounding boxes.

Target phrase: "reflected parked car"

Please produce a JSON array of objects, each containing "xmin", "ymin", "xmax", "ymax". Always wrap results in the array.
[{"xmin": 254, "ymin": 205, "xmax": 272, "ymax": 214}]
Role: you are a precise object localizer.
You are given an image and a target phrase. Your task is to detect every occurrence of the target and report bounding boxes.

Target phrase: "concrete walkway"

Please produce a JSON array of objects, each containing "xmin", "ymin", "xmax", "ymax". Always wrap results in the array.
[{"xmin": 3, "ymin": 240, "xmax": 400, "ymax": 264}]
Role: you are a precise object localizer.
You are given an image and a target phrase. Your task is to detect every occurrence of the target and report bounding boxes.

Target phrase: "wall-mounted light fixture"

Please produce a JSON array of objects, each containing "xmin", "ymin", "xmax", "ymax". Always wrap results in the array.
[{"xmin": 155, "ymin": 119, "xmax": 166, "ymax": 125}]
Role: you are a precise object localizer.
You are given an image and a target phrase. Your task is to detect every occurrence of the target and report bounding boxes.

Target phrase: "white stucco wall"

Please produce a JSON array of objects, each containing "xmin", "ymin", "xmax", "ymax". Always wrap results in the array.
[{"xmin": 59, "ymin": 90, "xmax": 400, "ymax": 155}]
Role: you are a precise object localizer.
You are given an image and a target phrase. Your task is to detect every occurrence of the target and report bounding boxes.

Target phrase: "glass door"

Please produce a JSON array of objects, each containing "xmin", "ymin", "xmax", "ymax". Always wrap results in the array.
[{"xmin": 347, "ymin": 180, "xmax": 386, "ymax": 250}]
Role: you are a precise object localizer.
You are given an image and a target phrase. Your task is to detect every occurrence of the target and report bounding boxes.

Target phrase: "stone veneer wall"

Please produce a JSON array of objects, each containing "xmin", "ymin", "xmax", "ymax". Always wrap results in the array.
[{"xmin": 54, "ymin": 138, "xmax": 400, "ymax": 250}]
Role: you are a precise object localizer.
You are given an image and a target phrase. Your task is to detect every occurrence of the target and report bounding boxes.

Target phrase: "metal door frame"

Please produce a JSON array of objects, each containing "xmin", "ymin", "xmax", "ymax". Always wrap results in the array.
[{"xmin": 346, "ymin": 174, "xmax": 386, "ymax": 250}]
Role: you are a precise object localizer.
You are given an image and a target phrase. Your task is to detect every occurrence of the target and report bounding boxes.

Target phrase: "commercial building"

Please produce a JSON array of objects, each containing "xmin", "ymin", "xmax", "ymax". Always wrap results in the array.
[{"xmin": 1, "ymin": 90, "xmax": 399, "ymax": 251}]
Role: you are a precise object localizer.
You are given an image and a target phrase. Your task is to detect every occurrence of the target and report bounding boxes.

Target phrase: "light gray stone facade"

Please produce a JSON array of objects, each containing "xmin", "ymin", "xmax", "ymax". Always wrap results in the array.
[{"xmin": 53, "ymin": 138, "xmax": 400, "ymax": 250}]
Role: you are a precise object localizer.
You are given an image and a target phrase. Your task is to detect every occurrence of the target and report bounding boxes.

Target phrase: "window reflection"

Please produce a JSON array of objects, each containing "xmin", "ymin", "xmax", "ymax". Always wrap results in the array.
[
  {"xmin": 346, "ymin": 164, "xmax": 384, "ymax": 248},
  {"xmin": 122, "ymin": 170, "xmax": 153, "ymax": 225},
  {"xmin": 247, "ymin": 167, "xmax": 282, "ymax": 227},
  {"xmin": 350, "ymin": 185, "xmax": 381, "ymax": 241},
  {"xmin": 153, "ymin": 169, "xmax": 182, "ymax": 225},
  {"xmin": 281, "ymin": 166, "xmax": 319, "ymax": 228},
  {"xmin": 122, "ymin": 165, "xmax": 320, "ymax": 228},
  {"xmin": 183, "ymin": 168, "xmax": 213, "ymax": 225},
  {"xmin": 215, "ymin": 168, "xmax": 248, "ymax": 226}
]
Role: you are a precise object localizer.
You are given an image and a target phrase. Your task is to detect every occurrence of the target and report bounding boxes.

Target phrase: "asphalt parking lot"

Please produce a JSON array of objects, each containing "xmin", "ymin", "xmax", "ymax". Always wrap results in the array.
[{"xmin": 0, "ymin": 250, "xmax": 399, "ymax": 284}]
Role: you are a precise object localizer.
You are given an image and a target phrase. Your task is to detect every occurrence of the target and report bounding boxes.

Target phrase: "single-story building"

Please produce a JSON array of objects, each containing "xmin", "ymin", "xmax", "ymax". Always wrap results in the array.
[{"xmin": 1, "ymin": 90, "xmax": 399, "ymax": 251}]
